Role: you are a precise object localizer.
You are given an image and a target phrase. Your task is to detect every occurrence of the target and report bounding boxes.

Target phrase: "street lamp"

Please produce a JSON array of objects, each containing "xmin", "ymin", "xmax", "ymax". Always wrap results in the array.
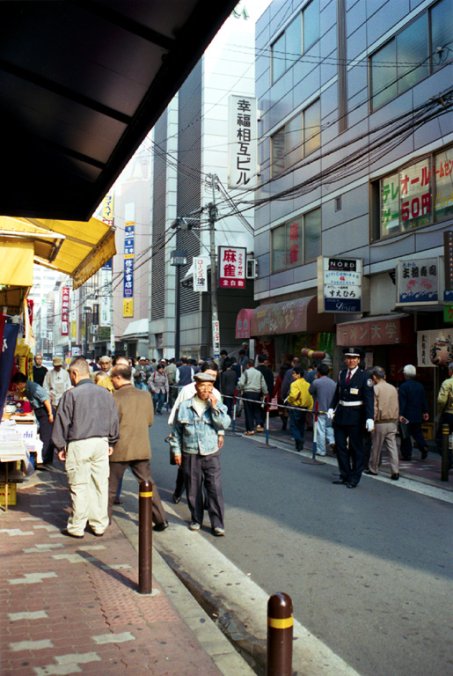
[{"xmin": 170, "ymin": 250, "xmax": 187, "ymax": 358}]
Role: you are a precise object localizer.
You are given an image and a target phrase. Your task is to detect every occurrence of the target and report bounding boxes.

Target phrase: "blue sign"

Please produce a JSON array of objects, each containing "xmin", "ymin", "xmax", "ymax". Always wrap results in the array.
[{"xmin": 123, "ymin": 258, "xmax": 134, "ymax": 298}]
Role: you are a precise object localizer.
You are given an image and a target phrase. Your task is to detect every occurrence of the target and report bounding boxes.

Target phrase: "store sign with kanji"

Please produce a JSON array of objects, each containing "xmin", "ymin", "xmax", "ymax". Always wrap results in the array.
[
  {"xmin": 227, "ymin": 95, "xmax": 257, "ymax": 190},
  {"xmin": 320, "ymin": 257, "xmax": 362, "ymax": 313},
  {"xmin": 61, "ymin": 286, "xmax": 70, "ymax": 336},
  {"xmin": 396, "ymin": 258, "xmax": 438, "ymax": 304},
  {"xmin": 123, "ymin": 222, "xmax": 135, "ymax": 318},
  {"xmin": 218, "ymin": 246, "xmax": 246, "ymax": 289}
]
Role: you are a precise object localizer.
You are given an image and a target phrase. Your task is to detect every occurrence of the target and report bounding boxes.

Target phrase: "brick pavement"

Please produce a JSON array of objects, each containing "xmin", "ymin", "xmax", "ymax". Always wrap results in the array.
[{"xmin": 0, "ymin": 469, "xmax": 226, "ymax": 675}]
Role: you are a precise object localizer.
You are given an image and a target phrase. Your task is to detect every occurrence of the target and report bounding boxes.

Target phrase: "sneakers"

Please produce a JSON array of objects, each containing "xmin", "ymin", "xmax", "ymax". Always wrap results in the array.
[
  {"xmin": 212, "ymin": 527, "xmax": 225, "ymax": 537},
  {"xmin": 189, "ymin": 522, "xmax": 201, "ymax": 531}
]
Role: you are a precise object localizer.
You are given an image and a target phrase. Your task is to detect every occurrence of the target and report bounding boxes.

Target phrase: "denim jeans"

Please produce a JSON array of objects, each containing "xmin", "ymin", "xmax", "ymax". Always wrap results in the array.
[{"xmin": 315, "ymin": 414, "xmax": 335, "ymax": 455}]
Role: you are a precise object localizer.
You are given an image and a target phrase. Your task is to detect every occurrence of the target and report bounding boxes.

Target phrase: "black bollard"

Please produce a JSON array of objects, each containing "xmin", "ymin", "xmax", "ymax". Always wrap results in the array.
[
  {"xmin": 441, "ymin": 424, "xmax": 450, "ymax": 482},
  {"xmin": 267, "ymin": 592, "xmax": 293, "ymax": 676},
  {"xmin": 138, "ymin": 479, "xmax": 153, "ymax": 594}
]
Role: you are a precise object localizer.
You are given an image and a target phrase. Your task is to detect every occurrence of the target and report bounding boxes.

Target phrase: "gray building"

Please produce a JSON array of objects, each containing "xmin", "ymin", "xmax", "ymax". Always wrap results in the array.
[{"xmin": 251, "ymin": 0, "xmax": 452, "ymax": 416}]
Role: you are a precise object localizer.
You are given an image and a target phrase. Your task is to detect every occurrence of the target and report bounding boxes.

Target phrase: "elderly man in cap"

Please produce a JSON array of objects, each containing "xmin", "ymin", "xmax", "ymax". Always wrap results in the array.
[
  {"xmin": 366, "ymin": 366, "xmax": 400, "ymax": 480},
  {"xmin": 170, "ymin": 371, "xmax": 231, "ymax": 535},
  {"xmin": 43, "ymin": 356, "xmax": 71, "ymax": 408},
  {"xmin": 328, "ymin": 347, "xmax": 374, "ymax": 488}
]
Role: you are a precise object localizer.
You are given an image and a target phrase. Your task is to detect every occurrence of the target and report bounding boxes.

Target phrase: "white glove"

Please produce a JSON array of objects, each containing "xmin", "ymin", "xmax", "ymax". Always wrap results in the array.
[
  {"xmin": 366, "ymin": 419, "xmax": 374, "ymax": 432},
  {"xmin": 327, "ymin": 408, "xmax": 335, "ymax": 420}
]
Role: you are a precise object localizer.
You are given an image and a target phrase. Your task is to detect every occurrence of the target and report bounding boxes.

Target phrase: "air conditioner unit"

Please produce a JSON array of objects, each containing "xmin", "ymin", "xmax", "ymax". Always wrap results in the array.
[{"xmin": 246, "ymin": 256, "xmax": 258, "ymax": 279}]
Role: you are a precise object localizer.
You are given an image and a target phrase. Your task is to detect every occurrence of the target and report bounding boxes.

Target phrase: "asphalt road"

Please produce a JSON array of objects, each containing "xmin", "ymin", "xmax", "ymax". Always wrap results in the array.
[{"xmin": 138, "ymin": 413, "xmax": 452, "ymax": 676}]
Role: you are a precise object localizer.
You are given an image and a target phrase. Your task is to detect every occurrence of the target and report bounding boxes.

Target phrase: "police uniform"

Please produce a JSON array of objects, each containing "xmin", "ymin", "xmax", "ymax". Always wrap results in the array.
[{"xmin": 330, "ymin": 347, "xmax": 374, "ymax": 487}]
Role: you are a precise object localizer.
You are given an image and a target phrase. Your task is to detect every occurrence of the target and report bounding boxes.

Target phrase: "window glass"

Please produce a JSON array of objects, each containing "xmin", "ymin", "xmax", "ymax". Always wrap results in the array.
[
  {"xmin": 399, "ymin": 159, "xmax": 432, "ymax": 230},
  {"xmin": 371, "ymin": 40, "xmax": 397, "ymax": 110},
  {"xmin": 303, "ymin": 0, "xmax": 320, "ymax": 52},
  {"xmin": 272, "ymin": 32, "xmax": 286, "ymax": 82},
  {"xmin": 285, "ymin": 13, "xmax": 302, "ymax": 69},
  {"xmin": 431, "ymin": 0, "xmax": 453, "ymax": 72},
  {"xmin": 304, "ymin": 99, "xmax": 321, "ymax": 156},
  {"xmin": 286, "ymin": 114, "xmax": 303, "ymax": 169},
  {"xmin": 271, "ymin": 224, "xmax": 287, "ymax": 271},
  {"xmin": 271, "ymin": 127, "xmax": 286, "ymax": 177},
  {"xmin": 397, "ymin": 14, "xmax": 428, "ymax": 93},
  {"xmin": 287, "ymin": 218, "xmax": 303, "ymax": 265},
  {"xmin": 380, "ymin": 173, "xmax": 400, "ymax": 236},
  {"xmin": 434, "ymin": 148, "xmax": 453, "ymax": 220},
  {"xmin": 304, "ymin": 209, "xmax": 321, "ymax": 260}
]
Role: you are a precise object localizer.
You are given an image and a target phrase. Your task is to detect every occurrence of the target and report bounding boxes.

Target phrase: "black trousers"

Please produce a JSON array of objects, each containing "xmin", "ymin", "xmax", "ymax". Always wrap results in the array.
[
  {"xmin": 35, "ymin": 406, "xmax": 55, "ymax": 464},
  {"xmin": 243, "ymin": 391, "xmax": 262, "ymax": 431},
  {"xmin": 183, "ymin": 451, "xmax": 224, "ymax": 529},
  {"xmin": 334, "ymin": 424, "xmax": 365, "ymax": 486},
  {"xmin": 108, "ymin": 460, "xmax": 167, "ymax": 525}
]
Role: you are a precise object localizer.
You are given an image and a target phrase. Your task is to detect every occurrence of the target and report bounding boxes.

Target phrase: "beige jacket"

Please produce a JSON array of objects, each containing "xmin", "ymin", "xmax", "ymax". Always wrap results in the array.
[
  {"xmin": 111, "ymin": 384, "xmax": 154, "ymax": 461},
  {"xmin": 373, "ymin": 380, "xmax": 399, "ymax": 422}
]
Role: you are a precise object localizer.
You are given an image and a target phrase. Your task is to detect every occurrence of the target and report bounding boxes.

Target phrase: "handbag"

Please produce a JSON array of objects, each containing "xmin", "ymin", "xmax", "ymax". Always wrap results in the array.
[
  {"xmin": 399, "ymin": 420, "xmax": 410, "ymax": 440},
  {"xmin": 165, "ymin": 434, "xmax": 177, "ymax": 465}
]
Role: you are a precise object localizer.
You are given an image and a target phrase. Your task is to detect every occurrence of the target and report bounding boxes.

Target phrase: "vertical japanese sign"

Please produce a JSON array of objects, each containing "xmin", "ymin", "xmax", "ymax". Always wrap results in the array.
[
  {"xmin": 193, "ymin": 257, "xmax": 208, "ymax": 292},
  {"xmin": 396, "ymin": 258, "xmax": 438, "ymax": 304},
  {"xmin": 319, "ymin": 257, "xmax": 362, "ymax": 312},
  {"xmin": 443, "ymin": 231, "xmax": 453, "ymax": 302},
  {"xmin": 212, "ymin": 320, "xmax": 220, "ymax": 359},
  {"xmin": 228, "ymin": 95, "xmax": 257, "ymax": 190},
  {"xmin": 123, "ymin": 222, "xmax": 135, "ymax": 317},
  {"xmin": 218, "ymin": 246, "xmax": 246, "ymax": 289},
  {"xmin": 61, "ymin": 286, "xmax": 70, "ymax": 336}
]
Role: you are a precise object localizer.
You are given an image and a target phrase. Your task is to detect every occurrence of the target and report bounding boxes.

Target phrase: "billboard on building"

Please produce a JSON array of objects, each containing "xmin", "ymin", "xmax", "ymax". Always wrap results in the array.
[
  {"xmin": 227, "ymin": 95, "xmax": 257, "ymax": 190},
  {"xmin": 218, "ymin": 246, "xmax": 246, "ymax": 289},
  {"xmin": 318, "ymin": 257, "xmax": 362, "ymax": 313},
  {"xmin": 123, "ymin": 222, "xmax": 135, "ymax": 318},
  {"xmin": 396, "ymin": 258, "xmax": 439, "ymax": 304},
  {"xmin": 61, "ymin": 286, "xmax": 70, "ymax": 336}
]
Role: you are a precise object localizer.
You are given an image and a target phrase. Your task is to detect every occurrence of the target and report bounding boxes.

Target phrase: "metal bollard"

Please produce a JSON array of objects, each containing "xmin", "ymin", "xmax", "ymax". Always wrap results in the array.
[
  {"xmin": 267, "ymin": 592, "xmax": 293, "ymax": 676},
  {"xmin": 138, "ymin": 480, "xmax": 153, "ymax": 594},
  {"xmin": 441, "ymin": 424, "xmax": 450, "ymax": 482}
]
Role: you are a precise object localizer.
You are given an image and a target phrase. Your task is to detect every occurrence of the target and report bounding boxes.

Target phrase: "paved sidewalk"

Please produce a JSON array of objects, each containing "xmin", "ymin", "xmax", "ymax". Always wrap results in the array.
[
  {"xmin": 0, "ymin": 468, "xmax": 252, "ymax": 675},
  {"xmin": 231, "ymin": 413, "xmax": 452, "ymax": 491}
]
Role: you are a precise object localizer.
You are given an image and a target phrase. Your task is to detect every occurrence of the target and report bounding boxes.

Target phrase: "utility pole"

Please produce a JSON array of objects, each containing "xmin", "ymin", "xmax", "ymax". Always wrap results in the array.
[{"xmin": 208, "ymin": 174, "xmax": 220, "ymax": 359}]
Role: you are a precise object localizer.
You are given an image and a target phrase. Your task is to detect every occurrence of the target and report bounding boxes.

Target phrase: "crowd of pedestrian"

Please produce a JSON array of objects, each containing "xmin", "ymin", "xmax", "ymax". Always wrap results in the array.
[{"xmin": 10, "ymin": 343, "xmax": 446, "ymax": 542}]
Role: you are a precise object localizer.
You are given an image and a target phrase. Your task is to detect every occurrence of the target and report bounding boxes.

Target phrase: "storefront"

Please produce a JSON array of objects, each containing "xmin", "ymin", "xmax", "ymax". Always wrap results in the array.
[{"xmin": 235, "ymin": 296, "xmax": 335, "ymax": 370}]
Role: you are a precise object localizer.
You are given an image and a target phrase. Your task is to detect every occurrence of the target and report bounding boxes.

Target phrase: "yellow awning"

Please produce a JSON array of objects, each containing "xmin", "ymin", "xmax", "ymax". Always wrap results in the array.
[
  {"xmin": 0, "ymin": 239, "xmax": 34, "ymax": 286},
  {"xmin": 0, "ymin": 216, "xmax": 116, "ymax": 289}
]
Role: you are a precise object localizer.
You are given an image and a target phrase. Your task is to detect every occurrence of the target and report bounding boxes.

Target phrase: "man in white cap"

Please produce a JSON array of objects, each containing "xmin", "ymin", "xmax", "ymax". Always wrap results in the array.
[
  {"xmin": 399, "ymin": 364, "xmax": 429, "ymax": 460},
  {"xmin": 170, "ymin": 371, "xmax": 231, "ymax": 535},
  {"xmin": 328, "ymin": 347, "xmax": 374, "ymax": 488},
  {"xmin": 43, "ymin": 356, "xmax": 71, "ymax": 408}
]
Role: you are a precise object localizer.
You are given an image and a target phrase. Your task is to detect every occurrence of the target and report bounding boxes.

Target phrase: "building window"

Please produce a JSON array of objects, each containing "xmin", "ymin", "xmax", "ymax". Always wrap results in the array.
[
  {"xmin": 271, "ymin": 0, "xmax": 320, "ymax": 83},
  {"xmin": 271, "ymin": 208, "xmax": 321, "ymax": 272},
  {"xmin": 370, "ymin": 0, "xmax": 451, "ymax": 111},
  {"xmin": 271, "ymin": 99, "xmax": 320, "ymax": 176},
  {"xmin": 376, "ymin": 146, "xmax": 453, "ymax": 238}
]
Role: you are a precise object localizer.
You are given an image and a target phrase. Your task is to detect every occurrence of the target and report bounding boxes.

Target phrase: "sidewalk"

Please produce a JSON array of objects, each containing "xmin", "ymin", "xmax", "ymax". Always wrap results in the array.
[
  {"xmin": 231, "ymin": 412, "xmax": 452, "ymax": 491},
  {"xmin": 0, "ymin": 467, "xmax": 253, "ymax": 675}
]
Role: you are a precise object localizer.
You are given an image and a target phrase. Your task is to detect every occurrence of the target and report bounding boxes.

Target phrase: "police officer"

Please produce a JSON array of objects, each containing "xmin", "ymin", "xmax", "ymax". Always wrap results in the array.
[{"xmin": 328, "ymin": 347, "xmax": 374, "ymax": 488}]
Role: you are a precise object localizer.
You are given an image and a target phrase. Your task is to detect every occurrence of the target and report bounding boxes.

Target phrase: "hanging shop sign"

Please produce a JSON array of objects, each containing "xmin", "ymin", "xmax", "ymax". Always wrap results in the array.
[
  {"xmin": 396, "ymin": 257, "xmax": 439, "ymax": 305},
  {"xmin": 218, "ymin": 246, "xmax": 246, "ymax": 289},
  {"xmin": 60, "ymin": 286, "xmax": 70, "ymax": 336},
  {"xmin": 193, "ymin": 257, "xmax": 208, "ymax": 292},
  {"xmin": 123, "ymin": 222, "xmax": 135, "ymax": 318},
  {"xmin": 318, "ymin": 257, "xmax": 362, "ymax": 313},
  {"xmin": 227, "ymin": 95, "xmax": 257, "ymax": 190},
  {"xmin": 417, "ymin": 329, "xmax": 453, "ymax": 367},
  {"xmin": 443, "ymin": 231, "xmax": 453, "ymax": 302}
]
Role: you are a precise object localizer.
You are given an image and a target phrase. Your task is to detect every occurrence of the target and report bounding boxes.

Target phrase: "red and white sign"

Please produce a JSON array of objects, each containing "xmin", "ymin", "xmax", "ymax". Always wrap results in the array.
[
  {"xmin": 61, "ymin": 286, "xmax": 70, "ymax": 336},
  {"xmin": 218, "ymin": 246, "xmax": 246, "ymax": 289}
]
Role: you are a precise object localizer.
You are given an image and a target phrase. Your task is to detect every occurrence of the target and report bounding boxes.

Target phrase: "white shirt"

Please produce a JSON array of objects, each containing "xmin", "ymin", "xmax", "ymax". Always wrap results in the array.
[
  {"xmin": 168, "ymin": 383, "xmax": 222, "ymax": 425},
  {"xmin": 43, "ymin": 368, "xmax": 71, "ymax": 406}
]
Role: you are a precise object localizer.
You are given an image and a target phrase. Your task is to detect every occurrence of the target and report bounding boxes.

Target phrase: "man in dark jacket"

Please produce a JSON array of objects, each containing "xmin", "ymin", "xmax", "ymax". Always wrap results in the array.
[
  {"xmin": 398, "ymin": 364, "xmax": 429, "ymax": 460},
  {"xmin": 328, "ymin": 347, "xmax": 374, "ymax": 488}
]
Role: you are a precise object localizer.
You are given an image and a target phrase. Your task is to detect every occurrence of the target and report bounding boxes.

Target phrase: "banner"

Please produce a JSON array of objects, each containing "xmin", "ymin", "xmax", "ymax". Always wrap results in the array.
[
  {"xmin": 193, "ymin": 257, "xmax": 208, "ymax": 292},
  {"xmin": 218, "ymin": 246, "xmax": 246, "ymax": 288},
  {"xmin": 417, "ymin": 329, "xmax": 453, "ymax": 367},
  {"xmin": 61, "ymin": 286, "xmax": 70, "ymax": 336},
  {"xmin": 0, "ymin": 323, "xmax": 20, "ymax": 420},
  {"xmin": 123, "ymin": 222, "xmax": 135, "ymax": 318},
  {"xmin": 228, "ymin": 95, "xmax": 257, "ymax": 189},
  {"xmin": 396, "ymin": 258, "xmax": 439, "ymax": 304}
]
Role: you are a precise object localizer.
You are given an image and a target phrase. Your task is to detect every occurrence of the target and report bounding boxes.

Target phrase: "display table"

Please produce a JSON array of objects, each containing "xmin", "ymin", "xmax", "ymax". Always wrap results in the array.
[{"xmin": 0, "ymin": 418, "xmax": 33, "ymax": 511}]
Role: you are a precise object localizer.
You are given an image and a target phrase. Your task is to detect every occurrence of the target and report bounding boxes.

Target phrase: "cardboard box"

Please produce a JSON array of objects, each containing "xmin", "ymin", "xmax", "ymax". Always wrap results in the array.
[{"xmin": 0, "ymin": 482, "xmax": 17, "ymax": 506}]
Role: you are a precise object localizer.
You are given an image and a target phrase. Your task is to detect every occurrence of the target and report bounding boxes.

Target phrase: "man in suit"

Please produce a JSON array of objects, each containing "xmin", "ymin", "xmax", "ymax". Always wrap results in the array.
[
  {"xmin": 399, "ymin": 364, "xmax": 429, "ymax": 460},
  {"xmin": 328, "ymin": 347, "xmax": 374, "ymax": 488},
  {"xmin": 109, "ymin": 363, "xmax": 168, "ymax": 531}
]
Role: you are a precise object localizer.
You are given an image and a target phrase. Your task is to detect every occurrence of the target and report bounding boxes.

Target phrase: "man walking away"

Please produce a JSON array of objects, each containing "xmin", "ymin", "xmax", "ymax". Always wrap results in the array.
[
  {"xmin": 287, "ymin": 366, "xmax": 313, "ymax": 452},
  {"xmin": 110, "ymin": 364, "xmax": 168, "ymax": 530},
  {"xmin": 238, "ymin": 359, "xmax": 268, "ymax": 434},
  {"xmin": 366, "ymin": 366, "xmax": 400, "ymax": 480},
  {"xmin": 52, "ymin": 357, "xmax": 119, "ymax": 538},
  {"xmin": 398, "ymin": 364, "xmax": 429, "ymax": 460},
  {"xmin": 309, "ymin": 363, "xmax": 336, "ymax": 456}
]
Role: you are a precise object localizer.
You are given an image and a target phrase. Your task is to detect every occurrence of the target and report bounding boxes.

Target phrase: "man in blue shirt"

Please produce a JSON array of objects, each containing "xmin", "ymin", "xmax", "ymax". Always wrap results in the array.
[{"xmin": 12, "ymin": 372, "xmax": 55, "ymax": 466}]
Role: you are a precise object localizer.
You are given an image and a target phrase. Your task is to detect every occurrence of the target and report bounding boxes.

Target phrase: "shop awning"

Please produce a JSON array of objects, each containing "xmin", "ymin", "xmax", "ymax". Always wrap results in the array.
[
  {"xmin": 336, "ymin": 313, "xmax": 413, "ymax": 346},
  {"xmin": 235, "ymin": 297, "xmax": 334, "ymax": 338},
  {"xmin": 0, "ymin": 216, "xmax": 116, "ymax": 289},
  {"xmin": 121, "ymin": 318, "xmax": 149, "ymax": 339}
]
